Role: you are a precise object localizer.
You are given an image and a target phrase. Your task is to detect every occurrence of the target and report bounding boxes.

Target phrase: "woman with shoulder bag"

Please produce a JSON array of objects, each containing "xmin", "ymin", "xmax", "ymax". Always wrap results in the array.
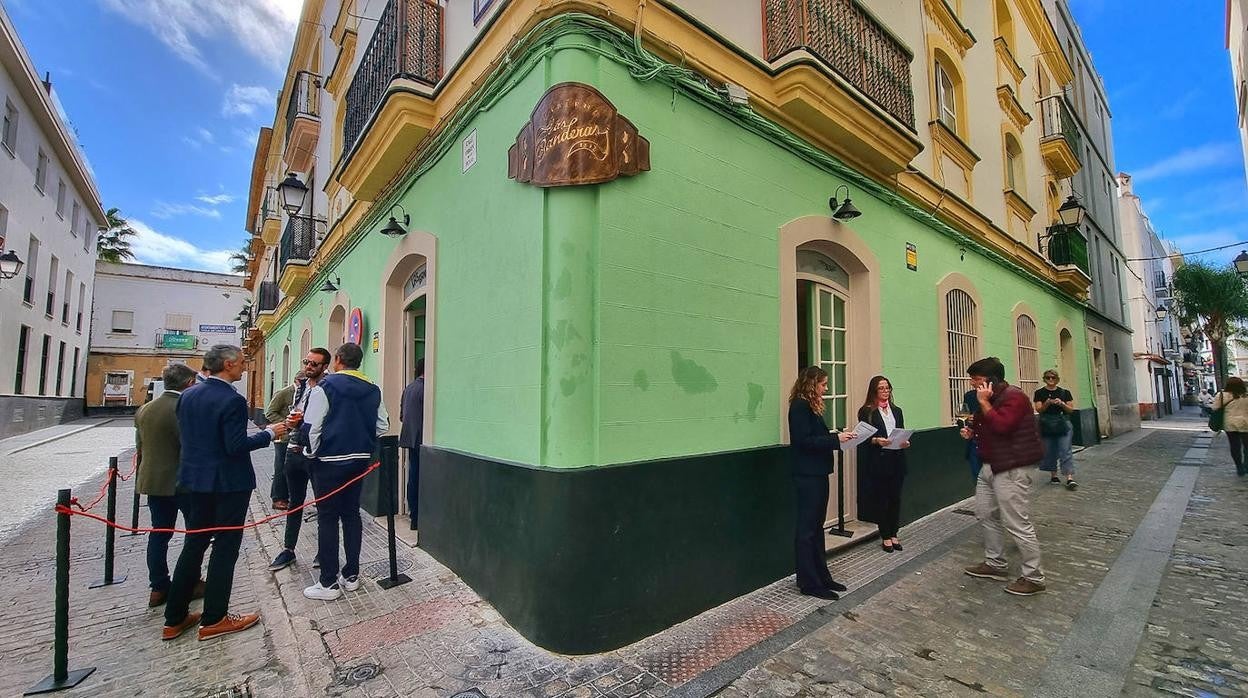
[
  {"xmin": 1034, "ymin": 370, "xmax": 1076, "ymax": 490},
  {"xmin": 1213, "ymin": 376, "xmax": 1248, "ymax": 476}
]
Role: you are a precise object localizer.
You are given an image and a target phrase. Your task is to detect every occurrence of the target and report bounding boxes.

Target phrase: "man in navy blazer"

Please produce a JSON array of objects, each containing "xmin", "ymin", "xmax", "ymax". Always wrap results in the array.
[{"xmin": 162, "ymin": 344, "xmax": 287, "ymax": 643}]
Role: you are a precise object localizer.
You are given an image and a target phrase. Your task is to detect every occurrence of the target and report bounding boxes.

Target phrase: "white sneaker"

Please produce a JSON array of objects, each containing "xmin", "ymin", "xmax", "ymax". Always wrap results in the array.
[
  {"xmin": 303, "ymin": 582, "xmax": 342, "ymax": 601},
  {"xmin": 339, "ymin": 574, "xmax": 360, "ymax": 592}
]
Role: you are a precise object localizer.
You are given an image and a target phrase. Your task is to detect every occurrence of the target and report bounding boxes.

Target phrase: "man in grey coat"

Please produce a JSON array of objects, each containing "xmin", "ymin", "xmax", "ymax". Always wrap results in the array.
[{"xmin": 398, "ymin": 359, "xmax": 424, "ymax": 530}]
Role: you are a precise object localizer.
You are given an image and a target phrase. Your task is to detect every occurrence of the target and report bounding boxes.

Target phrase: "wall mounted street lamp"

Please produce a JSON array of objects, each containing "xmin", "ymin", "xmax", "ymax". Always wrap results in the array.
[
  {"xmin": 1056, "ymin": 194, "xmax": 1085, "ymax": 228},
  {"xmin": 828, "ymin": 185, "xmax": 862, "ymax": 222},
  {"xmin": 1234, "ymin": 250, "xmax": 1248, "ymax": 275},
  {"xmin": 319, "ymin": 275, "xmax": 341, "ymax": 294},
  {"xmin": 1154, "ymin": 304, "xmax": 1168, "ymax": 322},
  {"xmin": 379, "ymin": 203, "xmax": 410, "ymax": 238},
  {"xmin": 278, "ymin": 172, "xmax": 309, "ymax": 215},
  {"xmin": 0, "ymin": 250, "xmax": 24, "ymax": 280}
]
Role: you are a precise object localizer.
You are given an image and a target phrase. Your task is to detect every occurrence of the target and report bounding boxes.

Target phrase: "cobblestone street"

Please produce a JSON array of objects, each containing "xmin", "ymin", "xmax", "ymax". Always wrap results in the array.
[{"xmin": 0, "ymin": 410, "xmax": 1245, "ymax": 697}]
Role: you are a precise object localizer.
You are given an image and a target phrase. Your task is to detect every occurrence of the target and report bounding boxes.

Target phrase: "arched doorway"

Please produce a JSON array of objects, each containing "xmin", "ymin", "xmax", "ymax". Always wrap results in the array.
[
  {"xmin": 779, "ymin": 217, "xmax": 881, "ymax": 531},
  {"xmin": 327, "ymin": 305, "xmax": 346, "ymax": 350}
]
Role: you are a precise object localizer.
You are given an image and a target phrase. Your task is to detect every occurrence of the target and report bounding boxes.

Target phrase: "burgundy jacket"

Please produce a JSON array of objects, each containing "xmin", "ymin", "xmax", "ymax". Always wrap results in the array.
[{"xmin": 970, "ymin": 382, "xmax": 1043, "ymax": 473}]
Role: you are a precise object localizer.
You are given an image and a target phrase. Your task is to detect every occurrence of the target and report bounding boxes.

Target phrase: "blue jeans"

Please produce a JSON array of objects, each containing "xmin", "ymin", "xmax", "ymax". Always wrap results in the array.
[
  {"xmin": 146, "ymin": 494, "xmax": 180, "ymax": 592},
  {"xmin": 311, "ymin": 460, "xmax": 368, "ymax": 587},
  {"xmin": 1039, "ymin": 422, "xmax": 1074, "ymax": 475},
  {"xmin": 282, "ymin": 450, "xmax": 313, "ymax": 550},
  {"xmin": 270, "ymin": 443, "xmax": 290, "ymax": 502}
]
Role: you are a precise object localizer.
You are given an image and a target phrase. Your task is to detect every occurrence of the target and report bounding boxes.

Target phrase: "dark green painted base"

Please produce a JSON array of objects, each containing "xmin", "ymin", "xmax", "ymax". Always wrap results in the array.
[
  {"xmin": 1071, "ymin": 408, "xmax": 1101, "ymax": 447},
  {"xmin": 420, "ymin": 433, "xmax": 972, "ymax": 654}
]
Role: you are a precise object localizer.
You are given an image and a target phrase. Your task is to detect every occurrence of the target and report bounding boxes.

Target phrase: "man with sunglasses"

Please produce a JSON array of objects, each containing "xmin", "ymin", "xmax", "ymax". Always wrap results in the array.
[{"xmin": 268, "ymin": 348, "xmax": 331, "ymax": 572}]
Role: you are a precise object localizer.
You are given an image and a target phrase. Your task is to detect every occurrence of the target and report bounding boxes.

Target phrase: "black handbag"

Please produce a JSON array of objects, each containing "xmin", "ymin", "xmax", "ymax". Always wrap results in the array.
[{"xmin": 1039, "ymin": 412, "xmax": 1069, "ymax": 436}]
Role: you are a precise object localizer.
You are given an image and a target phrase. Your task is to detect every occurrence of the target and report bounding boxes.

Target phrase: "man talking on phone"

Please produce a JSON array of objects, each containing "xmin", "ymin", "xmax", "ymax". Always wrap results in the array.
[{"xmin": 958, "ymin": 356, "xmax": 1047, "ymax": 596}]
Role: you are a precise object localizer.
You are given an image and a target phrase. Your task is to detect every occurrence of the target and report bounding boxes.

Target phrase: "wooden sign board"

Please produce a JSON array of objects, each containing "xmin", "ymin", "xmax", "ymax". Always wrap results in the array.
[{"xmin": 508, "ymin": 82, "xmax": 650, "ymax": 187}]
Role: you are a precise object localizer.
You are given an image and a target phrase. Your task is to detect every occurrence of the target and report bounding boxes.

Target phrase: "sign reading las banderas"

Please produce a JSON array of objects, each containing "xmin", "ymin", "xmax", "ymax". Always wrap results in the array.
[{"xmin": 508, "ymin": 82, "xmax": 650, "ymax": 187}]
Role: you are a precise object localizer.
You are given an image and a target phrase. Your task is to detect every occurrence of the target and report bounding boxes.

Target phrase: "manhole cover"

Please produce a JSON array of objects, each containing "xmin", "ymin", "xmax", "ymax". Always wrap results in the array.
[
  {"xmin": 451, "ymin": 690, "xmax": 489, "ymax": 698},
  {"xmin": 361, "ymin": 557, "xmax": 414, "ymax": 579},
  {"xmin": 335, "ymin": 662, "xmax": 383, "ymax": 687}
]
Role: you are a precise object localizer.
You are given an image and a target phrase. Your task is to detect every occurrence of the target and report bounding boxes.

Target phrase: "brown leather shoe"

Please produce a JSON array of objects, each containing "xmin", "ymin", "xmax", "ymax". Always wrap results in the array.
[
  {"xmin": 148, "ymin": 589, "xmax": 167, "ymax": 607},
  {"xmin": 1004, "ymin": 577, "xmax": 1046, "ymax": 596},
  {"xmin": 272, "ymin": 499, "xmax": 290, "ymax": 510},
  {"xmin": 198, "ymin": 612, "xmax": 260, "ymax": 641},
  {"xmin": 192, "ymin": 579, "xmax": 206, "ymax": 600},
  {"xmin": 964, "ymin": 563, "xmax": 1010, "ymax": 581},
  {"xmin": 161, "ymin": 612, "xmax": 201, "ymax": 641}
]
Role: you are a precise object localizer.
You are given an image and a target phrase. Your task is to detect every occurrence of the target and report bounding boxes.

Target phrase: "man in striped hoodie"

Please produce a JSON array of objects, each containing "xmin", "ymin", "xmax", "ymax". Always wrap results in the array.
[{"xmin": 300, "ymin": 343, "xmax": 389, "ymax": 600}]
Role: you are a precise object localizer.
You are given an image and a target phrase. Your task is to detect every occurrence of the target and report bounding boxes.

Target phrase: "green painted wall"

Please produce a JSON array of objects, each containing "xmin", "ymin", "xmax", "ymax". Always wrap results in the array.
[{"xmin": 268, "ymin": 33, "xmax": 1091, "ymax": 470}]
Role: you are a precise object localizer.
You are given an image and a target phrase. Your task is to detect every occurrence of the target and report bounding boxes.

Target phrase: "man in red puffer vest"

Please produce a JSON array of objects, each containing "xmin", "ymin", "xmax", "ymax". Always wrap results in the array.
[{"xmin": 958, "ymin": 356, "xmax": 1047, "ymax": 596}]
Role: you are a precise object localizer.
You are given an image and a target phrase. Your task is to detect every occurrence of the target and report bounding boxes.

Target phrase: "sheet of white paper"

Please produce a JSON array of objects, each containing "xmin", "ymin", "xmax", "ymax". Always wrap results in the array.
[
  {"xmin": 838, "ymin": 421, "xmax": 878, "ymax": 450},
  {"xmin": 883, "ymin": 428, "xmax": 913, "ymax": 449}
]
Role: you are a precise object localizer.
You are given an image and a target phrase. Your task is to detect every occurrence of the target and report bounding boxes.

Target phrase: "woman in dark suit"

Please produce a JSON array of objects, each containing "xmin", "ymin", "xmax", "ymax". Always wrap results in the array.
[
  {"xmin": 788, "ymin": 366, "xmax": 855, "ymax": 600},
  {"xmin": 857, "ymin": 375, "xmax": 911, "ymax": 553}
]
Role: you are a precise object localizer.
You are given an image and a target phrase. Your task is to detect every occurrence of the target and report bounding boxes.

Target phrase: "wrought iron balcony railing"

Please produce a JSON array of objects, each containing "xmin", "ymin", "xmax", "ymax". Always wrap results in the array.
[
  {"xmin": 342, "ymin": 0, "xmax": 443, "ymax": 158},
  {"xmin": 279, "ymin": 216, "xmax": 321, "ymax": 269},
  {"xmin": 763, "ymin": 0, "xmax": 915, "ymax": 128},
  {"xmin": 1046, "ymin": 224, "xmax": 1090, "ymax": 276},
  {"xmin": 1039, "ymin": 95, "xmax": 1081, "ymax": 160},
  {"xmin": 256, "ymin": 281, "xmax": 279, "ymax": 314},
  {"xmin": 285, "ymin": 71, "xmax": 321, "ymax": 142}
]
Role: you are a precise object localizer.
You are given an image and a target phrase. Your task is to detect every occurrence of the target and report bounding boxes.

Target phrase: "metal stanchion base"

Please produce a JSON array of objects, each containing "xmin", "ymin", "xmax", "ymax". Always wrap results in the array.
[
  {"xmin": 87, "ymin": 575, "xmax": 126, "ymax": 589},
  {"xmin": 826, "ymin": 527, "xmax": 855, "ymax": 538},
  {"xmin": 122, "ymin": 532, "xmax": 145, "ymax": 537},
  {"xmin": 24, "ymin": 667, "xmax": 95, "ymax": 694},
  {"xmin": 377, "ymin": 574, "xmax": 412, "ymax": 590}
]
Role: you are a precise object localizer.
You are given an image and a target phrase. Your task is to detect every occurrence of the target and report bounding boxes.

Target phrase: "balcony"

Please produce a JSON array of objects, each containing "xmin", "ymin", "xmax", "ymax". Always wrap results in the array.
[
  {"xmin": 259, "ymin": 187, "xmax": 282, "ymax": 245},
  {"xmin": 1045, "ymin": 224, "xmax": 1092, "ymax": 298},
  {"xmin": 763, "ymin": 0, "xmax": 915, "ymax": 128},
  {"xmin": 284, "ymin": 71, "xmax": 321, "ymax": 173},
  {"xmin": 278, "ymin": 216, "xmax": 324, "ymax": 296},
  {"xmin": 256, "ymin": 280, "xmax": 279, "ymax": 315},
  {"xmin": 1039, "ymin": 95, "xmax": 1082, "ymax": 179},
  {"xmin": 339, "ymin": 0, "xmax": 442, "ymax": 201}
]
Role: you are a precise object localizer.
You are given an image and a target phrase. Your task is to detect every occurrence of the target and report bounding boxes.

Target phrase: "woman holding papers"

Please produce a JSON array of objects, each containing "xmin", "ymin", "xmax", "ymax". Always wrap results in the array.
[
  {"xmin": 788, "ymin": 366, "xmax": 856, "ymax": 600},
  {"xmin": 856, "ymin": 375, "xmax": 911, "ymax": 553}
]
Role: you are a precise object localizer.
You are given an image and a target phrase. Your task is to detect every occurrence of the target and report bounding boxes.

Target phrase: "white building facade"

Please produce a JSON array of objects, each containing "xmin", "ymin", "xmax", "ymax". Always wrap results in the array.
[
  {"xmin": 87, "ymin": 262, "xmax": 248, "ymax": 407},
  {"xmin": 1117, "ymin": 173, "xmax": 1184, "ymax": 419},
  {"xmin": 0, "ymin": 5, "xmax": 107, "ymax": 438},
  {"xmin": 1228, "ymin": 0, "xmax": 1248, "ymax": 191}
]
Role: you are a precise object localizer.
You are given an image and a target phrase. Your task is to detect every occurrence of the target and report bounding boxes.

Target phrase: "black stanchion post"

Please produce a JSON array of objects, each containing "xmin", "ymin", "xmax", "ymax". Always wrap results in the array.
[
  {"xmin": 125, "ymin": 456, "xmax": 142, "ymax": 537},
  {"xmin": 89, "ymin": 457, "xmax": 126, "ymax": 588},
  {"xmin": 377, "ymin": 436, "xmax": 411, "ymax": 590},
  {"xmin": 828, "ymin": 450, "xmax": 852, "ymax": 538},
  {"xmin": 25, "ymin": 489, "xmax": 95, "ymax": 694}
]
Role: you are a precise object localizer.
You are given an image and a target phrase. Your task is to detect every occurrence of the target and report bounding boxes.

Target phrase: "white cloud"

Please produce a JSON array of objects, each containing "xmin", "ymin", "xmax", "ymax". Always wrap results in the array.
[
  {"xmin": 182, "ymin": 126, "xmax": 216, "ymax": 149},
  {"xmin": 222, "ymin": 84, "xmax": 274, "ymax": 118},
  {"xmin": 127, "ymin": 219, "xmax": 239, "ymax": 273},
  {"xmin": 196, "ymin": 193, "xmax": 236, "ymax": 205},
  {"xmin": 98, "ymin": 0, "xmax": 299, "ymax": 78},
  {"xmin": 1132, "ymin": 143, "xmax": 1240, "ymax": 182},
  {"xmin": 151, "ymin": 201, "xmax": 223, "ymax": 220}
]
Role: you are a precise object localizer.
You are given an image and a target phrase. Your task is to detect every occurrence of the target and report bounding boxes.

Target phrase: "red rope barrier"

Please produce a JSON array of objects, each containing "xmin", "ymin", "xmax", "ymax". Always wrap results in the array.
[
  {"xmin": 118, "ymin": 453, "xmax": 138, "ymax": 481},
  {"xmin": 73, "ymin": 468, "xmax": 116, "ymax": 512},
  {"xmin": 56, "ymin": 461, "xmax": 380, "ymax": 535}
]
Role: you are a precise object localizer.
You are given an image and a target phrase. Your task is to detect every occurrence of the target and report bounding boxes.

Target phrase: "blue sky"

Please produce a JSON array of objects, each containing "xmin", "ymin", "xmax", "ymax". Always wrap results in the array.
[
  {"xmin": 6, "ymin": 0, "xmax": 299, "ymax": 273},
  {"xmin": 5, "ymin": 0, "xmax": 1246, "ymax": 272},
  {"xmin": 1069, "ymin": 0, "xmax": 1248, "ymax": 266}
]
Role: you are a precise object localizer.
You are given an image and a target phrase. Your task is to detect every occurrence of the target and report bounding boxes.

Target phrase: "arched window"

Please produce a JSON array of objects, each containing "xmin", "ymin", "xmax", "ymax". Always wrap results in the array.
[
  {"xmin": 1016, "ymin": 314, "xmax": 1039, "ymax": 395},
  {"xmin": 995, "ymin": 0, "xmax": 1015, "ymax": 52},
  {"xmin": 281, "ymin": 344, "xmax": 290, "ymax": 391},
  {"xmin": 1004, "ymin": 134, "xmax": 1024, "ymax": 193},
  {"xmin": 935, "ymin": 60, "xmax": 958, "ymax": 132},
  {"xmin": 300, "ymin": 328, "xmax": 311, "ymax": 360},
  {"xmin": 945, "ymin": 288, "xmax": 979, "ymax": 418}
]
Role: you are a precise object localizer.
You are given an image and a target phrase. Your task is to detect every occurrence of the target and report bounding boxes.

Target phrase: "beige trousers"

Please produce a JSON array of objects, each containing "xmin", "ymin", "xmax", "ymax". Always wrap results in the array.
[{"xmin": 976, "ymin": 465, "xmax": 1045, "ymax": 583}]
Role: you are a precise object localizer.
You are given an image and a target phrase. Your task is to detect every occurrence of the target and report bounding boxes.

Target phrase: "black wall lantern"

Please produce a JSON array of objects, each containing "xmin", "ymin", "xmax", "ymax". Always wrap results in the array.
[
  {"xmin": 0, "ymin": 250, "xmax": 24, "ymax": 280},
  {"xmin": 278, "ymin": 172, "xmax": 309, "ymax": 215},
  {"xmin": 828, "ymin": 185, "xmax": 862, "ymax": 222},
  {"xmin": 379, "ymin": 203, "xmax": 410, "ymax": 238},
  {"xmin": 1056, "ymin": 194, "xmax": 1085, "ymax": 228},
  {"xmin": 319, "ymin": 275, "xmax": 341, "ymax": 294}
]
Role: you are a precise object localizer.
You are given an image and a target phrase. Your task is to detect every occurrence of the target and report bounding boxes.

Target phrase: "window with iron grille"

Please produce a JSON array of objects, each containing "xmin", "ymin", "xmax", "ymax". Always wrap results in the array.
[
  {"xmin": 55, "ymin": 341, "xmax": 66, "ymax": 395},
  {"xmin": 1016, "ymin": 314, "xmax": 1040, "ymax": 396},
  {"xmin": 945, "ymin": 289, "xmax": 979, "ymax": 418},
  {"xmin": 14, "ymin": 325, "xmax": 29, "ymax": 394},
  {"xmin": 38, "ymin": 334, "xmax": 50, "ymax": 396}
]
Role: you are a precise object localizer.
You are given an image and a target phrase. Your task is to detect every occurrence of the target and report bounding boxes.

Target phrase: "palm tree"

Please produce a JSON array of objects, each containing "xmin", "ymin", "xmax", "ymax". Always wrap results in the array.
[
  {"xmin": 97, "ymin": 207, "xmax": 138, "ymax": 263},
  {"xmin": 1171, "ymin": 261, "xmax": 1248, "ymax": 389},
  {"xmin": 229, "ymin": 241, "xmax": 251, "ymax": 274}
]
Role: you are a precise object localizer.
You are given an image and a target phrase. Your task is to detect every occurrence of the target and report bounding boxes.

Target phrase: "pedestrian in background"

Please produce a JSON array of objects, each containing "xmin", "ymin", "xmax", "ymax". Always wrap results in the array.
[
  {"xmin": 264, "ymin": 371, "xmax": 302, "ymax": 510},
  {"xmin": 161, "ymin": 345, "xmax": 286, "ymax": 642},
  {"xmin": 1213, "ymin": 376, "xmax": 1248, "ymax": 476},
  {"xmin": 399, "ymin": 358, "xmax": 425, "ymax": 530},
  {"xmin": 856, "ymin": 375, "xmax": 910, "ymax": 553},
  {"xmin": 1034, "ymin": 370, "xmax": 1076, "ymax": 490},
  {"xmin": 268, "ymin": 348, "xmax": 330, "ymax": 572},
  {"xmin": 961, "ymin": 389, "xmax": 983, "ymax": 480},
  {"xmin": 301, "ymin": 343, "xmax": 388, "ymax": 600},
  {"xmin": 134, "ymin": 363, "xmax": 203, "ymax": 608},
  {"xmin": 959, "ymin": 357, "xmax": 1047, "ymax": 596},
  {"xmin": 787, "ymin": 366, "xmax": 854, "ymax": 600}
]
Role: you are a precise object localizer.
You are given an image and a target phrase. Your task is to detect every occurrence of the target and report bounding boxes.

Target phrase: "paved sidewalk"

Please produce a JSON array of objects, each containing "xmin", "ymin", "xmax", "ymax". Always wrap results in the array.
[{"xmin": 3, "ymin": 410, "xmax": 1242, "ymax": 697}]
